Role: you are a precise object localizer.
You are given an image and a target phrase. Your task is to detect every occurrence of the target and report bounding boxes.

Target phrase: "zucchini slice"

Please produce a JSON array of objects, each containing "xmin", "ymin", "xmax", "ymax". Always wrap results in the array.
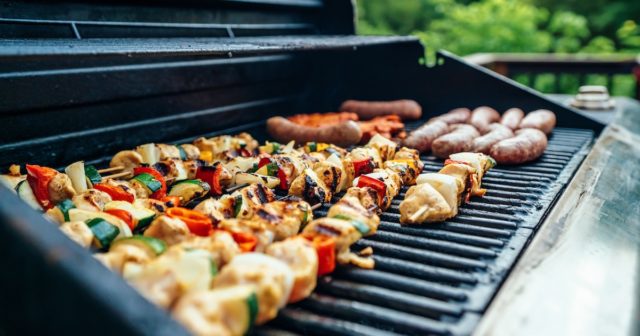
[
  {"xmin": 132, "ymin": 173, "xmax": 162, "ymax": 193},
  {"xmin": 15, "ymin": 180, "xmax": 42, "ymax": 210},
  {"xmin": 104, "ymin": 201, "xmax": 155, "ymax": 231},
  {"xmin": 56, "ymin": 199, "xmax": 76, "ymax": 222},
  {"xmin": 86, "ymin": 218, "xmax": 120, "ymax": 249},
  {"xmin": 111, "ymin": 235, "xmax": 166, "ymax": 256},
  {"xmin": 69, "ymin": 208, "xmax": 132, "ymax": 238},
  {"xmin": 168, "ymin": 179, "xmax": 210, "ymax": 204},
  {"xmin": 84, "ymin": 165, "xmax": 102, "ymax": 186}
]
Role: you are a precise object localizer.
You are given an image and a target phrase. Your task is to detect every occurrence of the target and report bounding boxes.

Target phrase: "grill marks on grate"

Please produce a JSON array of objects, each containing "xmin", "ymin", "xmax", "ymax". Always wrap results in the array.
[{"xmin": 261, "ymin": 128, "xmax": 593, "ymax": 336}]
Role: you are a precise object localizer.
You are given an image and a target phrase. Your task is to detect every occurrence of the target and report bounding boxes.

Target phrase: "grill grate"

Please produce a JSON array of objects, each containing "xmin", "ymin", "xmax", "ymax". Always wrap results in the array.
[{"xmin": 256, "ymin": 126, "xmax": 594, "ymax": 336}]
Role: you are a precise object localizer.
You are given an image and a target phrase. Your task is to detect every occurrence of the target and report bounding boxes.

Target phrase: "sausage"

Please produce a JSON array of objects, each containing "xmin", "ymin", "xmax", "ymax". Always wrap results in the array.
[
  {"xmin": 470, "ymin": 106, "xmax": 501, "ymax": 134},
  {"xmin": 266, "ymin": 117, "xmax": 362, "ymax": 147},
  {"xmin": 431, "ymin": 124, "xmax": 480, "ymax": 158},
  {"xmin": 490, "ymin": 128, "xmax": 548, "ymax": 164},
  {"xmin": 428, "ymin": 108, "xmax": 471, "ymax": 124},
  {"xmin": 519, "ymin": 109, "xmax": 556, "ymax": 134},
  {"xmin": 402, "ymin": 120, "xmax": 449, "ymax": 153},
  {"xmin": 471, "ymin": 123, "xmax": 514, "ymax": 154},
  {"xmin": 500, "ymin": 108, "xmax": 524, "ymax": 130},
  {"xmin": 339, "ymin": 99, "xmax": 422, "ymax": 121}
]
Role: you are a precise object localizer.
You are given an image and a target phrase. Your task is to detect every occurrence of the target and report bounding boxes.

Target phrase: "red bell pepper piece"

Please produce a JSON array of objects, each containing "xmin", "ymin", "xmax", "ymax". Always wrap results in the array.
[
  {"xmin": 94, "ymin": 183, "xmax": 135, "ymax": 203},
  {"xmin": 357, "ymin": 175, "xmax": 387, "ymax": 206},
  {"xmin": 25, "ymin": 164, "xmax": 58, "ymax": 210},
  {"xmin": 196, "ymin": 163, "xmax": 223, "ymax": 196},
  {"xmin": 304, "ymin": 234, "xmax": 336, "ymax": 276},
  {"xmin": 104, "ymin": 209, "xmax": 135, "ymax": 231},
  {"xmin": 230, "ymin": 231, "xmax": 258, "ymax": 252},
  {"xmin": 239, "ymin": 148, "xmax": 252, "ymax": 157},
  {"xmin": 166, "ymin": 207, "xmax": 213, "ymax": 236},
  {"xmin": 353, "ymin": 158, "xmax": 374, "ymax": 176},
  {"xmin": 277, "ymin": 168, "xmax": 288, "ymax": 190},
  {"xmin": 258, "ymin": 157, "xmax": 272, "ymax": 169},
  {"xmin": 133, "ymin": 167, "xmax": 166, "ymax": 199}
]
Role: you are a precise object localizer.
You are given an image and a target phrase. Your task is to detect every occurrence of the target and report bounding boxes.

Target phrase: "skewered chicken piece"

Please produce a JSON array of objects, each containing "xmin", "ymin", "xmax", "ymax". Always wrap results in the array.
[
  {"xmin": 212, "ymin": 253, "xmax": 294, "ymax": 324},
  {"xmin": 384, "ymin": 147, "xmax": 424, "ymax": 185},
  {"xmin": 400, "ymin": 152, "xmax": 495, "ymax": 224},
  {"xmin": 265, "ymin": 236, "xmax": 318, "ymax": 303},
  {"xmin": 173, "ymin": 284, "xmax": 259, "ymax": 336},
  {"xmin": 194, "ymin": 133, "xmax": 259, "ymax": 162}
]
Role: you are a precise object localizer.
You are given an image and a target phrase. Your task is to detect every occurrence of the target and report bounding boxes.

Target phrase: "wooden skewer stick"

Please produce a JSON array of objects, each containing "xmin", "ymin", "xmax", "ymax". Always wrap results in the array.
[
  {"xmin": 310, "ymin": 203, "xmax": 322, "ymax": 211},
  {"xmin": 409, "ymin": 206, "xmax": 428, "ymax": 223},
  {"xmin": 101, "ymin": 171, "xmax": 132, "ymax": 181},
  {"xmin": 98, "ymin": 166, "xmax": 124, "ymax": 174}
]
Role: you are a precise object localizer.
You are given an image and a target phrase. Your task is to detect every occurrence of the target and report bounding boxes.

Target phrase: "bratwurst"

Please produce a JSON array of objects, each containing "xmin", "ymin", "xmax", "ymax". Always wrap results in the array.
[
  {"xmin": 470, "ymin": 106, "xmax": 501, "ymax": 134},
  {"xmin": 500, "ymin": 108, "xmax": 524, "ymax": 130},
  {"xmin": 489, "ymin": 128, "xmax": 548, "ymax": 164},
  {"xmin": 266, "ymin": 117, "xmax": 362, "ymax": 147},
  {"xmin": 428, "ymin": 108, "xmax": 471, "ymax": 125},
  {"xmin": 402, "ymin": 120, "xmax": 449, "ymax": 153},
  {"xmin": 519, "ymin": 109, "xmax": 556, "ymax": 134},
  {"xmin": 471, "ymin": 123, "xmax": 514, "ymax": 154},
  {"xmin": 431, "ymin": 124, "xmax": 480, "ymax": 158},
  {"xmin": 339, "ymin": 99, "xmax": 422, "ymax": 121}
]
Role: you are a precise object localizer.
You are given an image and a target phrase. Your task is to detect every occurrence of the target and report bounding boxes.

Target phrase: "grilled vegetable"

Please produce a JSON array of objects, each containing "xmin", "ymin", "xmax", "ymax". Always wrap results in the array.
[
  {"xmin": 68, "ymin": 208, "xmax": 132, "ymax": 238},
  {"xmin": 133, "ymin": 167, "xmax": 166, "ymax": 199},
  {"xmin": 65, "ymin": 161, "xmax": 88, "ymax": 193},
  {"xmin": 168, "ymin": 179, "xmax": 210, "ymax": 205},
  {"xmin": 104, "ymin": 200, "xmax": 156, "ymax": 231},
  {"xmin": 356, "ymin": 175, "xmax": 386, "ymax": 205},
  {"xmin": 94, "ymin": 183, "xmax": 135, "ymax": 203},
  {"xmin": 195, "ymin": 164, "xmax": 224, "ymax": 195},
  {"xmin": 86, "ymin": 218, "xmax": 120, "ymax": 249},
  {"xmin": 137, "ymin": 143, "xmax": 158, "ymax": 165},
  {"xmin": 25, "ymin": 164, "xmax": 57, "ymax": 210},
  {"xmin": 305, "ymin": 234, "xmax": 336, "ymax": 276},
  {"xmin": 166, "ymin": 207, "xmax": 213, "ymax": 236},
  {"xmin": 56, "ymin": 199, "xmax": 75, "ymax": 222},
  {"xmin": 230, "ymin": 231, "xmax": 258, "ymax": 252},
  {"xmin": 84, "ymin": 165, "xmax": 102, "ymax": 187},
  {"xmin": 15, "ymin": 180, "xmax": 42, "ymax": 210},
  {"xmin": 332, "ymin": 214, "xmax": 370, "ymax": 235}
]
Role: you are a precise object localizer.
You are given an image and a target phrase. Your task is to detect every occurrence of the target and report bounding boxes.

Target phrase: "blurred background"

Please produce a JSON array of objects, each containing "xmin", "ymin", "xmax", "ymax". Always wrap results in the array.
[{"xmin": 356, "ymin": 0, "xmax": 640, "ymax": 98}]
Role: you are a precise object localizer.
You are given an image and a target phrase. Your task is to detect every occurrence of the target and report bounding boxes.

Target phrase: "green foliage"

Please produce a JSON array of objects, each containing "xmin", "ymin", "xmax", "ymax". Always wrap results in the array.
[{"xmin": 356, "ymin": 0, "xmax": 639, "ymax": 97}]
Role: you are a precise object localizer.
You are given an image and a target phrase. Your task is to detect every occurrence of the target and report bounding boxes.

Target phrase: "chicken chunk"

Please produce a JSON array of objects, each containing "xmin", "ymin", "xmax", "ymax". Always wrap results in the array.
[
  {"xmin": 266, "ymin": 237, "xmax": 318, "ymax": 303},
  {"xmin": 144, "ymin": 215, "xmax": 191, "ymax": 246},
  {"xmin": 110, "ymin": 150, "xmax": 143, "ymax": 174},
  {"xmin": 400, "ymin": 183, "xmax": 452, "ymax": 224},
  {"xmin": 176, "ymin": 231, "xmax": 240, "ymax": 268},
  {"xmin": 47, "ymin": 173, "xmax": 76, "ymax": 204},
  {"xmin": 59, "ymin": 221, "xmax": 93, "ymax": 248},
  {"xmin": 302, "ymin": 217, "xmax": 361, "ymax": 264},
  {"xmin": 72, "ymin": 189, "xmax": 112, "ymax": 212}
]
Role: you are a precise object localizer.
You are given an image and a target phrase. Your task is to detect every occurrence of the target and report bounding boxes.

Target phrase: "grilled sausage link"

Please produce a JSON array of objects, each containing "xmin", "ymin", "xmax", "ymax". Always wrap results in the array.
[
  {"xmin": 490, "ymin": 128, "xmax": 548, "ymax": 164},
  {"xmin": 428, "ymin": 108, "xmax": 471, "ymax": 125},
  {"xmin": 500, "ymin": 108, "xmax": 524, "ymax": 130},
  {"xmin": 339, "ymin": 99, "xmax": 422, "ymax": 121},
  {"xmin": 402, "ymin": 120, "xmax": 449, "ymax": 153},
  {"xmin": 266, "ymin": 117, "xmax": 362, "ymax": 147},
  {"xmin": 432, "ymin": 124, "xmax": 480, "ymax": 158},
  {"xmin": 470, "ymin": 106, "xmax": 501, "ymax": 134},
  {"xmin": 471, "ymin": 123, "xmax": 514, "ymax": 154},
  {"xmin": 518, "ymin": 109, "xmax": 556, "ymax": 134}
]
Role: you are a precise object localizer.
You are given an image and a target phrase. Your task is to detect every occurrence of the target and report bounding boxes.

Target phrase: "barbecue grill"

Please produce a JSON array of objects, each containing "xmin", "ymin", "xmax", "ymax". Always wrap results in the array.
[{"xmin": 1, "ymin": 1, "xmax": 638, "ymax": 335}]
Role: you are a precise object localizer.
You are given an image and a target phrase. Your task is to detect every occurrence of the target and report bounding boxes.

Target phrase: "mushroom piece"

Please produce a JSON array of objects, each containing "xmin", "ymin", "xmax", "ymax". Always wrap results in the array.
[{"xmin": 109, "ymin": 150, "xmax": 143, "ymax": 174}]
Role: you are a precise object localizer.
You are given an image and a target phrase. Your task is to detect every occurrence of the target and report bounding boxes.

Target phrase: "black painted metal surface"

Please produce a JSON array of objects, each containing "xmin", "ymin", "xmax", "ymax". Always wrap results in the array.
[{"xmin": 256, "ymin": 126, "xmax": 594, "ymax": 336}]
